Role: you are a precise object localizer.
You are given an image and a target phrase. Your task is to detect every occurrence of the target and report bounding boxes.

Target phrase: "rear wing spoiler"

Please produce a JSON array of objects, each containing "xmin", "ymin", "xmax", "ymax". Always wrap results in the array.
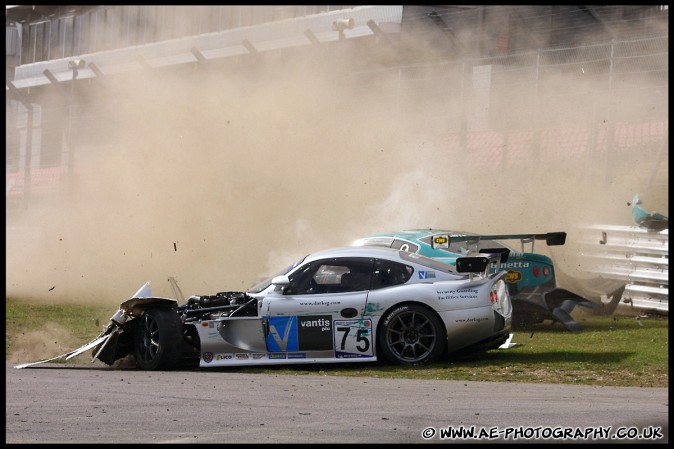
[
  {"xmin": 430, "ymin": 231, "xmax": 566, "ymax": 253},
  {"xmin": 455, "ymin": 249, "xmax": 510, "ymax": 278}
]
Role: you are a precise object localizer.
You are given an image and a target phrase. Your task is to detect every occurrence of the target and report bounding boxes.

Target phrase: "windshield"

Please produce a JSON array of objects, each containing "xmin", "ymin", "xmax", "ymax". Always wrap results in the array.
[{"xmin": 246, "ymin": 255, "xmax": 307, "ymax": 294}]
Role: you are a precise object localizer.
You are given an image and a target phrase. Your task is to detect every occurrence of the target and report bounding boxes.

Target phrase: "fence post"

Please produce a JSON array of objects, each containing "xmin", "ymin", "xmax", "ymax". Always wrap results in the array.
[
  {"xmin": 604, "ymin": 39, "xmax": 616, "ymax": 184},
  {"xmin": 6, "ymin": 81, "xmax": 34, "ymax": 207}
]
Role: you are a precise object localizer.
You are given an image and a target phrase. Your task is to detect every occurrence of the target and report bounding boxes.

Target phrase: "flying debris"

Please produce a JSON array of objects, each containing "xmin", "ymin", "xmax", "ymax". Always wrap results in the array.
[{"xmin": 630, "ymin": 194, "xmax": 668, "ymax": 232}]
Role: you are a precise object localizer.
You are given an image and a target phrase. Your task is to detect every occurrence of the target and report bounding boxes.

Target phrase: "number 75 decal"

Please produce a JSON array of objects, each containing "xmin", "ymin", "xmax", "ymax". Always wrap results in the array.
[{"xmin": 334, "ymin": 319, "xmax": 374, "ymax": 359}]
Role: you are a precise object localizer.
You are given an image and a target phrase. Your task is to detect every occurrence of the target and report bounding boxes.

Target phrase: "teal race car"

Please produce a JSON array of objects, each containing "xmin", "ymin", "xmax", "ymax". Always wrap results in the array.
[
  {"xmin": 353, "ymin": 229, "xmax": 598, "ymax": 331},
  {"xmin": 630, "ymin": 193, "xmax": 668, "ymax": 232}
]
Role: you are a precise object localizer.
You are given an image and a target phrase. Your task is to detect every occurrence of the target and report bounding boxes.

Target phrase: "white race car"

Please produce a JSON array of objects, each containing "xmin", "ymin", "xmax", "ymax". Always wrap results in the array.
[{"xmin": 16, "ymin": 246, "xmax": 512, "ymax": 370}]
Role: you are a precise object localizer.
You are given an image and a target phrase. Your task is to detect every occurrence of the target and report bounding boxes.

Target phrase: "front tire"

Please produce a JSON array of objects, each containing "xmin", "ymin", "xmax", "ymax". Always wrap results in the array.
[
  {"xmin": 133, "ymin": 308, "xmax": 183, "ymax": 370},
  {"xmin": 378, "ymin": 304, "xmax": 447, "ymax": 365}
]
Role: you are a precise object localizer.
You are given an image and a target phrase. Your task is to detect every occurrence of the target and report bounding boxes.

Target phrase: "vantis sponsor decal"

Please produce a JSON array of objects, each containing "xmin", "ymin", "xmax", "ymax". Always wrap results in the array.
[{"xmin": 266, "ymin": 315, "xmax": 333, "ymax": 352}]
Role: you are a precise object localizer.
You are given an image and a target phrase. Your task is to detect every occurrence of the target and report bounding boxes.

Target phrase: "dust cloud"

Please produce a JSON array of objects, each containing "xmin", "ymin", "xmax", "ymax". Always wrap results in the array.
[
  {"xmin": 6, "ymin": 11, "xmax": 668, "ymax": 308},
  {"xmin": 7, "ymin": 322, "xmax": 81, "ymax": 364}
]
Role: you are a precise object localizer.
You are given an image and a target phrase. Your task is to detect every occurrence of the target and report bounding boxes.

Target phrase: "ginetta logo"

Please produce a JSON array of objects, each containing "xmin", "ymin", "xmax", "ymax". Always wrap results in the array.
[{"xmin": 203, "ymin": 352, "xmax": 214, "ymax": 363}]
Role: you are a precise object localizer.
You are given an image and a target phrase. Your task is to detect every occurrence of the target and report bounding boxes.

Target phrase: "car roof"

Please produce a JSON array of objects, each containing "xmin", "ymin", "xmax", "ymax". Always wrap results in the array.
[
  {"xmin": 305, "ymin": 245, "xmax": 466, "ymax": 271},
  {"xmin": 306, "ymin": 246, "xmax": 404, "ymax": 262},
  {"xmin": 376, "ymin": 229, "xmax": 477, "ymax": 240}
]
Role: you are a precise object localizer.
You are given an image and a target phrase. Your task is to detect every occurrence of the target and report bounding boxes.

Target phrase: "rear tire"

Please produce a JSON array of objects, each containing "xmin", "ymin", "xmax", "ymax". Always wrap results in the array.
[
  {"xmin": 378, "ymin": 304, "xmax": 446, "ymax": 365},
  {"xmin": 133, "ymin": 308, "xmax": 183, "ymax": 370}
]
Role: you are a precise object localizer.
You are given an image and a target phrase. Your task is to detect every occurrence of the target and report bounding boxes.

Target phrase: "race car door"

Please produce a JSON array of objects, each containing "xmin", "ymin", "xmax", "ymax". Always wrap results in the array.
[{"xmin": 265, "ymin": 257, "xmax": 375, "ymax": 360}]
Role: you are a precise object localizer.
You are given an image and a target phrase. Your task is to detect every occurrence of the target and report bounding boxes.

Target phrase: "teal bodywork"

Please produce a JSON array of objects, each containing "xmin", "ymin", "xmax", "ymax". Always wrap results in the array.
[
  {"xmin": 631, "ymin": 194, "xmax": 668, "ymax": 232},
  {"xmin": 355, "ymin": 229, "xmax": 598, "ymax": 331}
]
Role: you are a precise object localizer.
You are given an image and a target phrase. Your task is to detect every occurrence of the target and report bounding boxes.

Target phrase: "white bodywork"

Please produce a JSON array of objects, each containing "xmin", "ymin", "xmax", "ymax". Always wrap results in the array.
[{"xmin": 16, "ymin": 246, "xmax": 514, "ymax": 370}]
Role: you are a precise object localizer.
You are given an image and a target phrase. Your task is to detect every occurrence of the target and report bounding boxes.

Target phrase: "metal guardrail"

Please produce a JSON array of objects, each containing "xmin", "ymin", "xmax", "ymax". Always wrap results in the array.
[{"xmin": 579, "ymin": 225, "xmax": 668, "ymax": 313}]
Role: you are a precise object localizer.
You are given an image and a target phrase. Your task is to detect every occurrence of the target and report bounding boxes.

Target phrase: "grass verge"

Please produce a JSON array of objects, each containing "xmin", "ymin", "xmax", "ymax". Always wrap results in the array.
[{"xmin": 5, "ymin": 299, "xmax": 668, "ymax": 388}]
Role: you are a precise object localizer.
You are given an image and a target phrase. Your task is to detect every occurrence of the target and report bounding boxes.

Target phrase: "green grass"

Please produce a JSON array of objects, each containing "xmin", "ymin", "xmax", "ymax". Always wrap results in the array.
[
  {"xmin": 232, "ymin": 313, "xmax": 668, "ymax": 388},
  {"xmin": 6, "ymin": 299, "xmax": 113, "ymax": 356},
  {"xmin": 6, "ymin": 299, "xmax": 668, "ymax": 388}
]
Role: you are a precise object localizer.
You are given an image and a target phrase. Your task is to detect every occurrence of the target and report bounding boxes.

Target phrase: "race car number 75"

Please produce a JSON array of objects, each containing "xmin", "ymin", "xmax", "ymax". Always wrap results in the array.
[{"xmin": 334, "ymin": 319, "xmax": 374, "ymax": 358}]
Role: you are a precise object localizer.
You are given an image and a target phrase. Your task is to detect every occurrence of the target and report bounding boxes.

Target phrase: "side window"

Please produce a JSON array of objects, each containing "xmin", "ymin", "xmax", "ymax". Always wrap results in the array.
[
  {"xmin": 313, "ymin": 264, "xmax": 348, "ymax": 293},
  {"xmin": 447, "ymin": 238, "xmax": 507, "ymax": 255},
  {"xmin": 338, "ymin": 262, "xmax": 372, "ymax": 292},
  {"xmin": 285, "ymin": 258, "xmax": 373, "ymax": 295},
  {"xmin": 447, "ymin": 241, "xmax": 471, "ymax": 255},
  {"xmin": 371, "ymin": 259, "xmax": 414, "ymax": 290}
]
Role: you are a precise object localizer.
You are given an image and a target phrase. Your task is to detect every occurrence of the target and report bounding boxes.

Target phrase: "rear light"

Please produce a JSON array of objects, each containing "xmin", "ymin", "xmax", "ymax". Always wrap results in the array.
[
  {"xmin": 533, "ymin": 266, "xmax": 541, "ymax": 277},
  {"xmin": 489, "ymin": 291, "xmax": 497, "ymax": 303},
  {"xmin": 543, "ymin": 266, "xmax": 551, "ymax": 277}
]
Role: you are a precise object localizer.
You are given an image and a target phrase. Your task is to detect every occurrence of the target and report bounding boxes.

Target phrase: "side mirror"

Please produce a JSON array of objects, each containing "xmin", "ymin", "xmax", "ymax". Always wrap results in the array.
[
  {"xmin": 271, "ymin": 275, "xmax": 290, "ymax": 286},
  {"xmin": 271, "ymin": 275, "xmax": 290, "ymax": 293}
]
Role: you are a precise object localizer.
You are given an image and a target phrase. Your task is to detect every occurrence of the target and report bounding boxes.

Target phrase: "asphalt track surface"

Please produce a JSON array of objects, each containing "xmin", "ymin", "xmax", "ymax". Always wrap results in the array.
[{"xmin": 6, "ymin": 362, "xmax": 668, "ymax": 444}]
